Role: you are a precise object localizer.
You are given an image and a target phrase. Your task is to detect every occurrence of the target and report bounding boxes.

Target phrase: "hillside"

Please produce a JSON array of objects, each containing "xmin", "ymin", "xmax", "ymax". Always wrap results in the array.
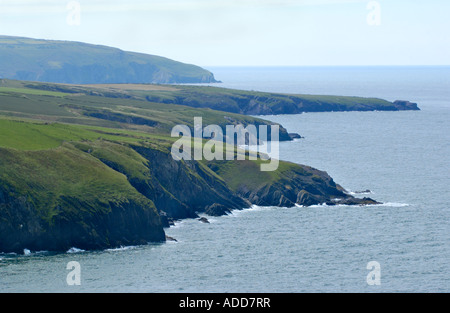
[
  {"xmin": 0, "ymin": 81, "xmax": 380, "ymax": 253},
  {"xmin": 0, "ymin": 36, "xmax": 218, "ymax": 84},
  {"xmin": 0, "ymin": 79, "xmax": 297, "ymax": 141},
  {"xmin": 0, "ymin": 118, "xmax": 378, "ymax": 253},
  {"xmin": 140, "ymin": 85, "xmax": 420, "ymax": 115}
]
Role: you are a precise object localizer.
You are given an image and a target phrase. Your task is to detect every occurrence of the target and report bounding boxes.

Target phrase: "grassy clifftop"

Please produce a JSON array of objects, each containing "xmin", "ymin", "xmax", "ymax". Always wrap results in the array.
[
  {"xmin": 141, "ymin": 85, "xmax": 420, "ymax": 114},
  {"xmin": 11, "ymin": 78, "xmax": 419, "ymax": 116},
  {"xmin": 0, "ymin": 79, "xmax": 297, "ymax": 141}
]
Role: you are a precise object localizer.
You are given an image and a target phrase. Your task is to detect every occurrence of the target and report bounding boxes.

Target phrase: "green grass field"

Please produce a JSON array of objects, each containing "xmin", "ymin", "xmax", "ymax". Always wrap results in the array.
[{"xmin": 0, "ymin": 79, "xmax": 281, "ymax": 136}]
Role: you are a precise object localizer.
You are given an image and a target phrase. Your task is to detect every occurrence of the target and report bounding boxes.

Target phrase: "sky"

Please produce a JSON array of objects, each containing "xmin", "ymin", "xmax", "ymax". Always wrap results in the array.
[{"xmin": 0, "ymin": 0, "xmax": 449, "ymax": 66}]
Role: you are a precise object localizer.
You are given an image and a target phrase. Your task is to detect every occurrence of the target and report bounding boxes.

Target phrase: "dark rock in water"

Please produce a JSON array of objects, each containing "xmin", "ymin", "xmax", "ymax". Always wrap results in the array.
[
  {"xmin": 353, "ymin": 189, "xmax": 372, "ymax": 194},
  {"xmin": 360, "ymin": 197, "xmax": 381, "ymax": 205},
  {"xmin": 335, "ymin": 197, "xmax": 381, "ymax": 206},
  {"xmin": 205, "ymin": 203, "xmax": 231, "ymax": 216},
  {"xmin": 165, "ymin": 235, "xmax": 178, "ymax": 242},
  {"xmin": 289, "ymin": 133, "xmax": 302, "ymax": 140},
  {"xmin": 198, "ymin": 217, "xmax": 210, "ymax": 224}
]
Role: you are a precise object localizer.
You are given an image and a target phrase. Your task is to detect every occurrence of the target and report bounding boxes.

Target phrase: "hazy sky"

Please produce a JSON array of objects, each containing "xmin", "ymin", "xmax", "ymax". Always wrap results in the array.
[{"xmin": 0, "ymin": 0, "xmax": 449, "ymax": 66}]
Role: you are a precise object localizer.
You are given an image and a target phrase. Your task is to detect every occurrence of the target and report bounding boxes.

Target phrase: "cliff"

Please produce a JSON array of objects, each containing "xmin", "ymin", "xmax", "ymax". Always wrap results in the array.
[
  {"xmin": 0, "ymin": 80, "xmax": 390, "ymax": 254},
  {"xmin": 0, "ymin": 125, "xmax": 378, "ymax": 253},
  {"xmin": 142, "ymin": 85, "xmax": 420, "ymax": 115}
]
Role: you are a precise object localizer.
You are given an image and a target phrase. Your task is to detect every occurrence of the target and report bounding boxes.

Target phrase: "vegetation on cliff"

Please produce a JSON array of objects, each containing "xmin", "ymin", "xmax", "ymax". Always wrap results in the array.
[
  {"xmin": 0, "ymin": 79, "xmax": 389, "ymax": 253},
  {"xmin": 140, "ymin": 85, "xmax": 420, "ymax": 114},
  {"xmin": 0, "ymin": 117, "xmax": 377, "ymax": 253},
  {"xmin": 0, "ymin": 36, "xmax": 218, "ymax": 84}
]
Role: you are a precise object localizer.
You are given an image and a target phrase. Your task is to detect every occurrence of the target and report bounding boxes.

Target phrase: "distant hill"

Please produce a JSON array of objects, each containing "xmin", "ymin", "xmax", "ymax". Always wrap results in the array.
[{"xmin": 0, "ymin": 36, "xmax": 218, "ymax": 84}]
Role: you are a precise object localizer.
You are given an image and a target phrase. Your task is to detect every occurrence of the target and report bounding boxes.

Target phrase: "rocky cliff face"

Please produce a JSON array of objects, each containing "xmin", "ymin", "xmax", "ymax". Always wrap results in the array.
[
  {"xmin": 205, "ymin": 160, "xmax": 379, "ymax": 209},
  {"xmin": 0, "ymin": 141, "xmax": 378, "ymax": 253},
  {"xmin": 143, "ymin": 87, "xmax": 420, "ymax": 116},
  {"xmin": 0, "ymin": 186, "xmax": 165, "ymax": 253},
  {"xmin": 121, "ymin": 145, "xmax": 250, "ymax": 220}
]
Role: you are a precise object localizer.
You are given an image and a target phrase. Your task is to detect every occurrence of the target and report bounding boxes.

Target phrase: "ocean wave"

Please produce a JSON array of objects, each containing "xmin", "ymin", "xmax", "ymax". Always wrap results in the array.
[
  {"xmin": 170, "ymin": 220, "xmax": 187, "ymax": 228},
  {"xmin": 105, "ymin": 245, "xmax": 138, "ymax": 252},
  {"xmin": 197, "ymin": 215, "xmax": 218, "ymax": 224},
  {"xmin": 249, "ymin": 204, "xmax": 287, "ymax": 211},
  {"xmin": 295, "ymin": 202, "xmax": 409, "ymax": 208},
  {"xmin": 295, "ymin": 203, "xmax": 348, "ymax": 208},
  {"xmin": 0, "ymin": 252, "xmax": 17, "ymax": 257},
  {"xmin": 377, "ymin": 202, "xmax": 410, "ymax": 207},
  {"xmin": 66, "ymin": 247, "xmax": 85, "ymax": 254},
  {"xmin": 346, "ymin": 190, "xmax": 374, "ymax": 196},
  {"xmin": 229, "ymin": 205, "xmax": 274, "ymax": 216}
]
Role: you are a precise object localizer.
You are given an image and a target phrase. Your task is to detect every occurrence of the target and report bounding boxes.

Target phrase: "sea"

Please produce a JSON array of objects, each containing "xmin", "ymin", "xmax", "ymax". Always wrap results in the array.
[{"xmin": 0, "ymin": 66, "xmax": 449, "ymax": 293}]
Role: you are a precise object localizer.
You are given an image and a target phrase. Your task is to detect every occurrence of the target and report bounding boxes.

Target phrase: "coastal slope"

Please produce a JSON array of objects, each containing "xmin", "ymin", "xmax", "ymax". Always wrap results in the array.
[
  {"xmin": 0, "ymin": 80, "xmax": 389, "ymax": 253},
  {"xmin": 0, "ymin": 36, "xmax": 218, "ymax": 84},
  {"xmin": 0, "ymin": 119, "xmax": 378, "ymax": 253},
  {"xmin": 142, "ymin": 85, "xmax": 420, "ymax": 115}
]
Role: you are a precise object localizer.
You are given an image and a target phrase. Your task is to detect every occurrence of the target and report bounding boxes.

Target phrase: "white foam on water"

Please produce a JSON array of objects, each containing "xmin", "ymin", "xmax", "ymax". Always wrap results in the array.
[
  {"xmin": 34, "ymin": 250, "xmax": 49, "ymax": 255},
  {"xmin": 170, "ymin": 219, "xmax": 187, "ymax": 228},
  {"xmin": 23, "ymin": 249, "xmax": 31, "ymax": 256},
  {"xmin": 346, "ymin": 191, "xmax": 375, "ymax": 196},
  {"xmin": 229, "ymin": 205, "xmax": 270, "ymax": 217},
  {"xmin": 296, "ymin": 202, "xmax": 410, "ymax": 208},
  {"xmin": 198, "ymin": 215, "xmax": 218, "ymax": 224},
  {"xmin": 105, "ymin": 245, "xmax": 138, "ymax": 252},
  {"xmin": 66, "ymin": 247, "xmax": 85, "ymax": 254},
  {"xmin": 378, "ymin": 202, "xmax": 410, "ymax": 207}
]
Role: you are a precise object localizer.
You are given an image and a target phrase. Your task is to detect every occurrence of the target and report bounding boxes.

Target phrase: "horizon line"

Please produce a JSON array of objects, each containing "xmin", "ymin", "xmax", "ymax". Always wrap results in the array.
[{"xmin": 202, "ymin": 64, "xmax": 450, "ymax": 68}]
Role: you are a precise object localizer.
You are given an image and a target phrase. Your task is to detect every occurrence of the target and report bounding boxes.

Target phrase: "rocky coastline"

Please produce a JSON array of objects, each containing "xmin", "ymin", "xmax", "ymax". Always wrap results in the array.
[{"xmin": 0, "ymin": 141, "xmax": 379, "ymax": 254}]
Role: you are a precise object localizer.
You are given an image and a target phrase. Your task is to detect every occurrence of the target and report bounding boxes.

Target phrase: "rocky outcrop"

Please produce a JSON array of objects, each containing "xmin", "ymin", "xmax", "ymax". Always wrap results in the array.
[
  {"xmin": 392, "ymin": 100, "xmax": 420, "ymax": 111},
  {"xmin": 198, "ymin": 217, "xmax": 210, "ymax": 224},
  {"xmin": 204, "ymin": 203, "xmax": 232, "ymax": 216},
  {"xmin": 289, "ymin": 133, "xmax": 302, "ymax": 140},
  {"xmin": 142, "ymin": 87, "xmax": 421, "ymax": 116},
  {"xmin": 206, "ymin": 160, "xmax": 380, "ymax": 209}
]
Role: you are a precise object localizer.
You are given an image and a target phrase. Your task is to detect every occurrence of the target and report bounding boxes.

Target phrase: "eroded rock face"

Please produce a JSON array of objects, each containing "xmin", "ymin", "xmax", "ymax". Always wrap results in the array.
[
  {"xmin": 0, "ymin": 187, "xmax": 165, "ymax": 253},
  {"xmin": 393, "ymin": 100, "xmax": 420, "ymax": 111},
  {"xmin": 0, "ymin": 142, "xmax": 380, "ymax": 253},
  {"xmin": 204, "ymin": 203, "xmax": 234, "ymax": 217},
  {"xmin": 0, "ymin": 187, "xmax": 43, "ymax": 253},
  {"xmin": 131, "ymin": 146, "xmax": 250, "ymax": 219}
]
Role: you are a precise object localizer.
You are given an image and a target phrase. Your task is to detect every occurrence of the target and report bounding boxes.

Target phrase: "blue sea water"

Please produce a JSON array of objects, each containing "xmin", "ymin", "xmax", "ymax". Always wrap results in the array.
[{"xmin": 0, "ymin": 66, "xmax": 449, "ymax": 293}]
